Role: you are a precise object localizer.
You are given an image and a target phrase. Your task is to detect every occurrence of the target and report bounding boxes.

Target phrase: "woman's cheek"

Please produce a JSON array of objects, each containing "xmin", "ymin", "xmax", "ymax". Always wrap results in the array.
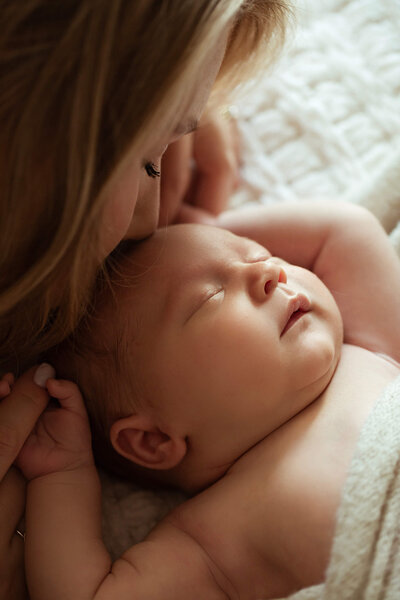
[
  {"xmin": 98, "ymin": 165, "xmax": 141, "ymax": 258},
  {"xmin": 124, "ymin": 168, "xmax": 161, "ymax": 241}
]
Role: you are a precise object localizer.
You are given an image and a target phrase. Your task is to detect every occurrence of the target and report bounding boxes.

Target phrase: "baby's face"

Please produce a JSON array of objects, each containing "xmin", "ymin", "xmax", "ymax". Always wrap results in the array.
[{"xmin": 116, "ymin": 224, "xmax": 343, "ymax": 472}]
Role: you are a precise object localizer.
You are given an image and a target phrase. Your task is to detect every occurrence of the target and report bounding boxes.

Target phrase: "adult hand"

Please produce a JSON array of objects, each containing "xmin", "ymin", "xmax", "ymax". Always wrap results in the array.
[
  {"xmin": 0, "ymin": 365, "xmax": 52, "ymax": 600},
  {"xmin": 159, "ymin": 109, "xmax": 240, "ymax": 227}
]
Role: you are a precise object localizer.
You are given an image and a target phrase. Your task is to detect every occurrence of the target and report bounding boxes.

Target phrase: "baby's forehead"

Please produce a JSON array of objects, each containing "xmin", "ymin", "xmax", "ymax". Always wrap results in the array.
[
  {"xmin": 112, "ymin": 223, "xmax": 267, "ymax": 308},
  {"xmin": 124, "ymin": 224, "xmax": 262, "ymax": 270}
]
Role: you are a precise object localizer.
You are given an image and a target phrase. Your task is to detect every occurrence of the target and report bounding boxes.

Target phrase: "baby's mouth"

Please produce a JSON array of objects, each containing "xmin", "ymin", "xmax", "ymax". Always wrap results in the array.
[{"xmin": 280, "ymin": 293, "xmax": 311, "ymax": 337}]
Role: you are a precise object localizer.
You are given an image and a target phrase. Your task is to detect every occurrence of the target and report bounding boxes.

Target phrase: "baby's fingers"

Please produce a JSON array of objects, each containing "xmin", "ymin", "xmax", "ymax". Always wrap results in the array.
[{"xmin": 46, "ymin": 378, "xmax": 88, "ymax": 418}]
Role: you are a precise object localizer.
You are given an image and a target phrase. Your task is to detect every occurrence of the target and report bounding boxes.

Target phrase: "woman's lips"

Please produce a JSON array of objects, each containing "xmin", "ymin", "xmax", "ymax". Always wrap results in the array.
[{"xmin": 280, "ymin": 293, "xmax": 311, "ymax": 336}]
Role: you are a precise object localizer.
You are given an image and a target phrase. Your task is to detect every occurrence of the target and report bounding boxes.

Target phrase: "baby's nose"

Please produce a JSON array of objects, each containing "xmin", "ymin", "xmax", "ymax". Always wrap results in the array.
[
  {"xmin": 248, "ymin": 260, "xmax": 287, "ymax": 302},
  {"xmin": 264, "ymin": 263, "xmax": 287, "ymax": 293}
]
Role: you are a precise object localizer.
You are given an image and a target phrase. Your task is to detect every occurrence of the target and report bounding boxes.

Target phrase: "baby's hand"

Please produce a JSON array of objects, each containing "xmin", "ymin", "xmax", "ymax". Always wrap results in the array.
[{"xmin": 16, "ymin": 377, "xmax": 94, "ymax": 481}]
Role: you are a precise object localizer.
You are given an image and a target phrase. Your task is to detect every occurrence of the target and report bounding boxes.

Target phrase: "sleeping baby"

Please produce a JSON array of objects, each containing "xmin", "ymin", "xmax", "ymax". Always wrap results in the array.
[{"xmin": 15, "ymin": 202, "xmax": 400, "ymax": 600}]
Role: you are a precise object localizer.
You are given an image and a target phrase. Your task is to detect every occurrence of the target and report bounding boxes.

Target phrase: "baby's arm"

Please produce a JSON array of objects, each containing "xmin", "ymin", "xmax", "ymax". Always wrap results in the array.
[
  {"xmin": 217, "ymin": 202, "xmax": 400, "ymax": 360},
  {"xmin": 17, "ymin": 378, "xmax": 227, "ymax": 600},
  {"xmin": 17, "ymin": 378, "xmax": 111, "ymax": 600}
]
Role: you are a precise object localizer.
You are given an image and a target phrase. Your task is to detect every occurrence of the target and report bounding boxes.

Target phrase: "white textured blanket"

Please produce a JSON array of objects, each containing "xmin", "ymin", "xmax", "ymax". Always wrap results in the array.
[
  {"xmin": 233, "ymin": 0, "xmax": 400, "ymax": 251},
  {"xmin": 281, "ymin": 375, "xmax": 400, "ymax": 600},
  {"xmin": 101, "ymin": 0, "xmax": 400, "ymax": 571}
]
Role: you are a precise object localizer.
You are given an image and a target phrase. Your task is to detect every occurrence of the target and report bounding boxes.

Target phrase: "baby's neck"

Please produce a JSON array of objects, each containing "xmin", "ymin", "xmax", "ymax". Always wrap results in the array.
[
  {"xmin": 175, "ymin": 395, "xmax": 331, "ymax": 495},
  {"xmin": 168, "ymin": 454, "xmax": 237, "ymax": 495},
  {"xmin": 179, "ymin": 384, "xmax": 339, "ymax": 495}
]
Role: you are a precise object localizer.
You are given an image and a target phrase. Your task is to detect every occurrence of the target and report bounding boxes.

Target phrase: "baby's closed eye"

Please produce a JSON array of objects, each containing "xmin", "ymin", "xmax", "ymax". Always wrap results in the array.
[
  {"xmin": 186, "ymin": 287, "xmax": 224, "ymax": 323},
  {"xmin": 204, "ymin": 288, "xmax": 224, "ymax": 306}
]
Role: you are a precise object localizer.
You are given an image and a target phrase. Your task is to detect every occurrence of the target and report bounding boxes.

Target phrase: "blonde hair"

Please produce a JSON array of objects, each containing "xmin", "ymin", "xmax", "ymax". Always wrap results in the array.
[{"xmin": 0, "ymin": 0, "xmax": 289, "ymax": 375}]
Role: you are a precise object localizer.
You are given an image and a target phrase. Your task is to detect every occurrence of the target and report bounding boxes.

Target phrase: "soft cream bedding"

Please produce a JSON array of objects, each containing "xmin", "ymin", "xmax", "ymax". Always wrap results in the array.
[
  {"xmin": 280, "ymin": 375, "xmax": 400, "ymax": 600},
  {"xmin": 100, "ymin": 0, "xmax": 400, "ymax": 571}
]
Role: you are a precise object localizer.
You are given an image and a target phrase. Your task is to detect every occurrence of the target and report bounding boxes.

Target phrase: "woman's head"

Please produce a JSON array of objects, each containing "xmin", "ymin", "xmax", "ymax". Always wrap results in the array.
[{"xmin": 0, "ymin": 0, "xmax": 289, "ymax": 374}]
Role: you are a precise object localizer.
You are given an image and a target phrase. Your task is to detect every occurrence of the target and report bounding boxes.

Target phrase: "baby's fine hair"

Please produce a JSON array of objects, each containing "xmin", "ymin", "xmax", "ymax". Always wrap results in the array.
[
  {"xmin": 50, "ymin": 250, "xmax": 160, "ymax": 483},
  {"xmin": 0, "ymin": 0, "xmax": 289, "ymax": 376}
]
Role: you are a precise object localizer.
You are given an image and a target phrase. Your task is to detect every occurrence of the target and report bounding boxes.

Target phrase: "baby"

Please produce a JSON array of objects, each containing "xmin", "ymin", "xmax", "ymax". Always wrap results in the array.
[{"xmin": 16, "ymin": 202, "xmax": 400, "ymax": 600}]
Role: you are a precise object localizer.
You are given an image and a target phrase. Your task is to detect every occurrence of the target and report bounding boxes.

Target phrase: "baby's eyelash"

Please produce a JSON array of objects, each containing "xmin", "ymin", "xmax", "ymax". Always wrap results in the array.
[
  {"xmin": 204, "ymin": 288, "xmax": 224, "ymax": 307},
  {"xmin": 184, "ymin": 287, "xmax": 224, "ymax": 324},
  {"xmin": 144, "ymin": 162, "xmax": 161, "ymax": 178}
]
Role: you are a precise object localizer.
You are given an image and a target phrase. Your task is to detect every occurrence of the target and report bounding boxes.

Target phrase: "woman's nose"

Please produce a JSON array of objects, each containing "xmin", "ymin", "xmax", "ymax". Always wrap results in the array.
[{"xmin": 246, "ymin": 260, "xmax": 287, "ymax": 302}]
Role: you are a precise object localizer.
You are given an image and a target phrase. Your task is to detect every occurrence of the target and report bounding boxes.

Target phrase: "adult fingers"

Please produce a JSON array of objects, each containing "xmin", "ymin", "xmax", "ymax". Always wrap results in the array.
[
  {"xmin": 0, "ymin": 372, "xmax": 15, "ymax": 398},
  {"xmin": 175, "ymin": 203, "xmax": 218, "ymax": 226},
  {"xmin": 159, "ymin": 134, "xmax": 193, "ymax": 227},
  {"xmin": 0, "ymin": 381, "xmax": 11, "ymax": 398},
  {"xmin": 2, "ymin": 542, "xmax": 29, "ymax": 600},
  {"xmin": 0, "ymin": 365, "xmax": 53, "ymax": 480},
  {"xmin": 1, "ymin": 525, "xmax": 28, "ymax": 600},
  {"xmin": 0, "ymin": 467, "xmax": 26, "ymax": 542},
  {"xmin": 2, "ymin": 373, "xmax": 15, "ymax": 387},
  {"xmin": 190, "ymin": 114, "xmax": 240, "ymax": 215}
]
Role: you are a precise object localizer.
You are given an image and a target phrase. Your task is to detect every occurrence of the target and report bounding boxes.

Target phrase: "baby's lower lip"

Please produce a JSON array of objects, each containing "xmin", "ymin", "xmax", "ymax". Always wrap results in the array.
[
  {"xmin": 281, "ymin": 309, "xmax": 307, "ymax": 335},
  {"xmin": 281, "ymin": 309, "xmax": 307, "ymax": 336}
]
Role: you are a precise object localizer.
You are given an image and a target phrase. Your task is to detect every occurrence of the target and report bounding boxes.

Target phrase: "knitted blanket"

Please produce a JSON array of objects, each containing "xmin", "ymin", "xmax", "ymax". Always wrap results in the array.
[
  {"xmin": 233, "ymin": 0, "xmax": 400, "ymax": 254},
  {"xmin": 280, "ymin": 375, "xmax": 400, "ymax": 600},
  {"xmin": 101, "ymin": 0, "xmax": 400, "ymax": 564}
]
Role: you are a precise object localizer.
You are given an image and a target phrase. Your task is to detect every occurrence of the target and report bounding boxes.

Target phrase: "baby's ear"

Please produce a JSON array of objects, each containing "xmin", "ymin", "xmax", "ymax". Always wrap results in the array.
[{"xmin": 110, "ymin": 414, "xmax": 187, "ymax": 470}]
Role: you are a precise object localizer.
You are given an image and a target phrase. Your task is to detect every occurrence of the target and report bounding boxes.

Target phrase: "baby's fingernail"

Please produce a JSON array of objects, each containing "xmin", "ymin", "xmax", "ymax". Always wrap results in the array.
[{"xmin": 33, "ymin": 363, "xmax": 56, "ymax": 388}]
